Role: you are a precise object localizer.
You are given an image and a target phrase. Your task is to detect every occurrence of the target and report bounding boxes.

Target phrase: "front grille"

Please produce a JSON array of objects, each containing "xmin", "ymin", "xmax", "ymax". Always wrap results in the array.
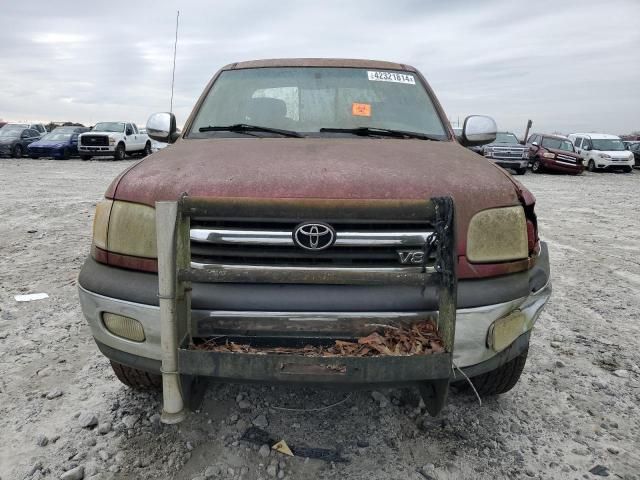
[
  {"xmin": 489, "ymin": 147, "xmax": 526, "ymax": 159},
  {"xmin": 80, "ymin": 135, "xmax": 109, "ymax": 146},
  {"xmin": 190, "ymin": 219, "xmax": 434, "ymax": 269},
  {"xmin": 556, "ymin": 154, "xmax": 577, "ymax": 163}
]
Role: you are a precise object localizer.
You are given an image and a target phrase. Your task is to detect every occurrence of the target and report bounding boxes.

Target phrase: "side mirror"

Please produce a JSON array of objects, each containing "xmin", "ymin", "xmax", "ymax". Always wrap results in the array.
[
  {"xmin": 460, "ymin": 115, "xmax": 497, "ymax": 147},
  {"xmin": 147, "ymin": 112, "xmax": 179, "ymax": 144},
  {"xmin": 531, "ymin": 142, "xmax": 538, "ymax": 147}
]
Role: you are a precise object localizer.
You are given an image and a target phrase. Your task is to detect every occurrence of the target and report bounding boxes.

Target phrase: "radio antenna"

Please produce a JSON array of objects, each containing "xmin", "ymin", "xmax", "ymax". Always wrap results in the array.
[{"xmin": 170, "ymin": 10, "xmax": 180, "ymax": 113}]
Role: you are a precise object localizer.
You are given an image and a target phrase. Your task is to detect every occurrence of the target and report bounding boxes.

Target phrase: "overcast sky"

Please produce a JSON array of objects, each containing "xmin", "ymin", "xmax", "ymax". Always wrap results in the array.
[{"xmin": 1, "ymin": 0, "xmax": 638, "ymax": 137}]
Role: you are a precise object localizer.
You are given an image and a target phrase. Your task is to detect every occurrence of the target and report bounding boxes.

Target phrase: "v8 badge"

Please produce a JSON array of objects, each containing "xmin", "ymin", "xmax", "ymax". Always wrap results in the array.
[{"xmin": 397, "ymin": 250, "xmax": 425, "ymax": 265}]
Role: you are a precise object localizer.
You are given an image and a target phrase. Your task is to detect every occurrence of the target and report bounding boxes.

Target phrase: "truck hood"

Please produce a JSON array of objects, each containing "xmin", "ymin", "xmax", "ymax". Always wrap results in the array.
[{"xmin": 109, "ymin": 138, "xmax": 521, "ymax": 250}]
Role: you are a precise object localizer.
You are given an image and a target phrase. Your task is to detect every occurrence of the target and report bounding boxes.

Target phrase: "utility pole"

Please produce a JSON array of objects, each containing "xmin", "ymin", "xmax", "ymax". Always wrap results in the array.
[{"xmin": 170, "ymin": 10, "xmax": 180, "ymax": 114}]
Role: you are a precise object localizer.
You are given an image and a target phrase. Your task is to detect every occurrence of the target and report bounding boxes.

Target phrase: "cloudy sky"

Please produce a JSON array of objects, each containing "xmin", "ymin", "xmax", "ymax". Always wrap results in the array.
[{"xmin": 1, "ymin": 0, "xmax": 638, "ymax": 136}]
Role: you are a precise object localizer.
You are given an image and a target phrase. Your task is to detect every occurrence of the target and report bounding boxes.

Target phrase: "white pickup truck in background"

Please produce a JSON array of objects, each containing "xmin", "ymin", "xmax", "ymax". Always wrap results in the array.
[{"xmin": 78, "ymin": 121, "xmax": 151, "ymax": 160}]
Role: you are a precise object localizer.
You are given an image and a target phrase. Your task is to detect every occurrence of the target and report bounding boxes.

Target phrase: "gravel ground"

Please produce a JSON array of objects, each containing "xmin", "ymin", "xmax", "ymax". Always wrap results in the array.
[{"xmin": 1, "ymin": 159, "xmax": 639, "ymax": 480}]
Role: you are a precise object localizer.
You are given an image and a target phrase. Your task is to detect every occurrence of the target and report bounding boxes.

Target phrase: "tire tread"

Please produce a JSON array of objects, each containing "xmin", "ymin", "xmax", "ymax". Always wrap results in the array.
[{"xmin": 110, "ymin": 361, "xmax": 161, "ymax": 390}]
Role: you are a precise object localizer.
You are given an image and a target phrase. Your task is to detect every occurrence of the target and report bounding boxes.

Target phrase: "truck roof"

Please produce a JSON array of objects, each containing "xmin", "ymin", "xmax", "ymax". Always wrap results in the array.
[
  {"xmin": 223, "ymin": 58, "xmax": 416, "ymax": 71},
  {"xmin": 568, "ymin": 133, "xmax": 621, "ymax": 140}
]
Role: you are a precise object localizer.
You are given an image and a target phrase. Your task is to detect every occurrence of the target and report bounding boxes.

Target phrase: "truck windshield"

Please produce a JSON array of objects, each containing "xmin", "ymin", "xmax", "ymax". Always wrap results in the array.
[
  {"xmin": 590, "ymin": 139, "xmax": 625, "ymax": 151},
  {"xmin": 189, "ymin": 67, "xmax": 447, "ymax": 139},
  {"xmin": 541, "ymin": 137, "xmax": 574, "ymax": 152},
  {"xmin": 494, "ymin": 133, "xmax": 519, "ymax": 143},
  {"xmin": 93, "ymin": 122, "xmax": 124, "ymax": 133}
]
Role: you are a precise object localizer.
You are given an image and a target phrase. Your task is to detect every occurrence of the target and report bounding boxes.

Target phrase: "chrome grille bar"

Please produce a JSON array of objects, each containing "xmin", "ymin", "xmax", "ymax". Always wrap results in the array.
[{"xmin": 191, "ymin": 228, "xmax": 432, "ymax": 247}]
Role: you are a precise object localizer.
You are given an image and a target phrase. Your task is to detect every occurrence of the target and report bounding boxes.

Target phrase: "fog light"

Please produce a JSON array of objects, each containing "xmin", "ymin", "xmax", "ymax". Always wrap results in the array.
[
  {"xmin": 102, "ymin": 313, "xmax": 145, "ymax": 342},
  {"xmin": 487, "ymin": 310, "xmax": 528, "ymax": 352}
]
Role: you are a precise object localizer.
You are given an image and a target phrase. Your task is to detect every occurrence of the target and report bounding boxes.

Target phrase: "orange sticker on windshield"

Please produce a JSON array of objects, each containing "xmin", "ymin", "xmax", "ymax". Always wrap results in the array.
[{"xmin": 352, "ymin": 103, "xmax": 371, "ymax": 117}]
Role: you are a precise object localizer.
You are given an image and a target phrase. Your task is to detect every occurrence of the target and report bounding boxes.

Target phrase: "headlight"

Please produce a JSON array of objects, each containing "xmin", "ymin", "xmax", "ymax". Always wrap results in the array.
[
  {"xmin": 467, "ymin": 206, "xmax": 528, "ymax": 263},
  {"xmin": 109, "ymin": 136, "xmax": 116, "ymax": 145},
  {"xmin": 92, "ymin": 199, "xmax": 112, "ymax": 250},
  {"xmin": 542, "ymin": 152, "xmax": 555, "ymax": 159},
  {"xmin": 92, "ymin": 199, "xmax": 156, "ymax": 258},
  {"xmin": 599, "ymin": 153, "xmax": 611, "ymax": 159}
]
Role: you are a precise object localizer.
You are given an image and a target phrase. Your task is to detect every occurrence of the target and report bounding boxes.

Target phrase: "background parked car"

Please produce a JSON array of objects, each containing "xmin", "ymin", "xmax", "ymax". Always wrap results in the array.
[
  {"xmin": 27, "ymin": 126, "xmax": 89, "ymax": 159},
  {"xmin": 1, "ymin": 122, "xmax": 47, "ymax": 137},
  {"xmin": 78, "ymin": 121, "xmax": 151, "ymax": 160},
  {"xmin": 626, "ymin": 141, "xmax": 640, "ymax": 168},
  {"xmin": 0, "ymin": 126, "xmax": 41, "ymax": 157},
  {"xmin": 479, "ymin": 131, "xmax": 529, "ymax": 175},
  {"xmin": 568, "ymin": 133, "xmax": 634, "ymax": 173},
  {"xmin": 526, "ymin": 133, "xmax": 584, "ymax": 174}
]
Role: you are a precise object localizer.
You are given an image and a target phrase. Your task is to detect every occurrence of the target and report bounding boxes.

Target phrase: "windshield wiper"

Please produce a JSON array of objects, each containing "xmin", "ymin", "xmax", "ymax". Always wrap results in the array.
[
  {"xmin": 319, "ymin": 127, "xmax": 440, "ymax": 141},
  {"xmin": 199, "ymin": 124, "xmax": 304, "ymax": 138}
]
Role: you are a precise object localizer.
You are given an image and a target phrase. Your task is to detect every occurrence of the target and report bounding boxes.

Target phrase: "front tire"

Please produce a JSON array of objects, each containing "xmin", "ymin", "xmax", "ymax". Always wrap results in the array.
[
  {"xmin": 623, "ymin": 166, "xmax": 632, "ymax": 173},
  {"xmin": 531, "ymin": 159, "xmax": 543, "ymax": 173},
  {"xmin": 80, "ymin": 155, "xmax": 92, "ymax": 161},
  {"xmin": 30, "ymin": 155, "xmax": 39, "ymax": 160},
  {"xmin": 12, "ymin": 145, "xmax": 23, "ymax": 158},
  {"xmin": 114, "ymin": 143, "xmax": 126, "ymax": 161},
  {"xmin": 110, "ymin": 361, "xmax": 161, "ymax": 390},
  {"xmin": 61, "ymin": 147, "xmax": 71, "ymax": 160},
  {"xmin": 514, "ymin": 167, "xmax": 527, "ymax": 175},
  {"xmin": 469, "ymin": 348, "xmax": 529, "ymax": 396},
  {"xmin": 588, "ymin": 159, "xmax": 596, "ymax": 172}
]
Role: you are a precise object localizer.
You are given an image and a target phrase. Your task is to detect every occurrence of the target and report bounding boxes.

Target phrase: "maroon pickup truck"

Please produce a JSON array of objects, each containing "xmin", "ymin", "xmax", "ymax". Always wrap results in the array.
[{"xmin": 78, "ymin": 59, "xmax": 551, "ymax": 421}]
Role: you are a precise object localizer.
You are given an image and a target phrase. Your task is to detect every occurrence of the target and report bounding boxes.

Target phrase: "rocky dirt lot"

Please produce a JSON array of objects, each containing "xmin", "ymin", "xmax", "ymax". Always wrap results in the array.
[{"xmin": 1, "ymin": 159, "xmax": 639, "ymax": 480}]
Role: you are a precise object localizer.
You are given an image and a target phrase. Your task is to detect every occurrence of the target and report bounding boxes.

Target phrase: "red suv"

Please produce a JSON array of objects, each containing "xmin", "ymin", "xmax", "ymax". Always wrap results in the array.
[{"xmin": 526, "ymin": 134, "xmax": 584, "ymax": 174}]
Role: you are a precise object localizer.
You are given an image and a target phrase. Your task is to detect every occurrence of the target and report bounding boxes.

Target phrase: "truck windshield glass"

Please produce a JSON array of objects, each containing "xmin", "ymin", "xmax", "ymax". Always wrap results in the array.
[
  {"xmin": 189, "ymin": 67, "xmax": 447, "ymax": 139},
  {"xmin": 93, "ymin": 122, "xmax": 124, "ymax": 133},
  {"xmin": 590, "ymin": 139, "xmax": 625, "ymax": 151},
  {"xmin": 495, "ymin": 133, "xmax": 519, "ymax": 143},
  {"xmin": 541, "ymin": 137, "xmax": 574, "ymax": 152}
]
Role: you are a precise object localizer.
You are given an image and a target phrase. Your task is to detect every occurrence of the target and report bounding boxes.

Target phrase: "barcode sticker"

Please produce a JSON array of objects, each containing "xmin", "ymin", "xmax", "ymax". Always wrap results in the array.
[{"xmin": 367, "ymin": 71, "xmax": 416, "ymax": 85}]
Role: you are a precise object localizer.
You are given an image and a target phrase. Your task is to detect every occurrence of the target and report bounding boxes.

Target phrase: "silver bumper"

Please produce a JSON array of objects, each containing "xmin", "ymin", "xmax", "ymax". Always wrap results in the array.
[{"xmin": 79, "ymin": 277, "xmax": 551, "ymax": 369}]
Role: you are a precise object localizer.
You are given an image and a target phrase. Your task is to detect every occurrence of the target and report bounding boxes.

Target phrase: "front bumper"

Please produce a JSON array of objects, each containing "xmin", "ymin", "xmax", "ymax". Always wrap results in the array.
[
  {"xmin": 491, "ymin": 159, "xmax": 529, "ymax": 169},
  {"xmin": 78, "ymin": 146, "xmax": 115, "ymax": 155},
  {"xmin": 78, "ymin": 243, "xmax": 552, "ymax": 380},
  {"xmin": 595, "ymin": 158, "xmax": 634, "ymax": 169}
]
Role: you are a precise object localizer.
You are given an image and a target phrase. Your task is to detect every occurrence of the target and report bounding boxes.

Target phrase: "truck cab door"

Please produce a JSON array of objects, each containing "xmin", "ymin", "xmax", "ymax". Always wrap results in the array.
[{"xmin": 125, "ymin": 123, "xmax": 136, "ymax": 151}]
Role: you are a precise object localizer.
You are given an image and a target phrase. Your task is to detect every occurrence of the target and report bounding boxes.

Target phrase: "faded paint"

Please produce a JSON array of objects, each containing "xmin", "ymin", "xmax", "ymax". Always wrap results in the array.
[{"xmin": 109, "ymin": 138, "xmax": 520, "ymax": 261}]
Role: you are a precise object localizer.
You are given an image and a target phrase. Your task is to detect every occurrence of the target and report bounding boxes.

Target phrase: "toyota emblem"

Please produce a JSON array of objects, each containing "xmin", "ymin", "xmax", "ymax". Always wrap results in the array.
[{"xmin": 293, "ymin": 222, "xmax": 336, "ymax": 251}]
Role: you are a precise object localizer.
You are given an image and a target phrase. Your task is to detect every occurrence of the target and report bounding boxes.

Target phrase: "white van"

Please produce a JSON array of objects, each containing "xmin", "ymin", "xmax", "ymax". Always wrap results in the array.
[{"xmin": 568, "ymin": 133, "xmax": 634, "ymax": 173}]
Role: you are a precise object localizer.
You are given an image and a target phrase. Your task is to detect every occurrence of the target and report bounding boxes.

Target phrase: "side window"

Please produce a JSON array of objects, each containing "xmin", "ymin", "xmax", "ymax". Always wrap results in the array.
[
  {"xmin": 29, "ymin": 129, "xmax": 40, "ymax": 137},
  {"xmin": 528, "ymin": 135, "xmax": 538, "ymax": 144},
  {"xmin": 583, "ymin": 138, "xmax": 592, "ymax": 149},
  {"xmin": 126, "ymin": 123, "xmax": 134, "ymax": 135},
  {"xmin": 132, "ymin": 124, "xmax": 139, "ymax": 134},
  {"xmin": 38, "ymin": 125, "xmax": 45, "ymax": 133},
  {"xmin": 573, "ymin": 137, "xmax": 582, "ymax": 148}
]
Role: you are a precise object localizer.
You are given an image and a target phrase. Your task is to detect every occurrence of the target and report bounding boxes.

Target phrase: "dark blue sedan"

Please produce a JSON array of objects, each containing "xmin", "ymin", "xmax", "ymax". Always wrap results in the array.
[{"xmin": 28, "ymin": 126, "xmax": 89, "ymax": 159}]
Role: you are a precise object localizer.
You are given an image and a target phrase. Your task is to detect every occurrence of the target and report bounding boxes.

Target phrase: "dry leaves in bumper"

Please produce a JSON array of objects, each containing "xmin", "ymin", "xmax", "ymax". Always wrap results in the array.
[{"xmin": 193, "ymin": 320, "xmax": 445, "ymax": 357}]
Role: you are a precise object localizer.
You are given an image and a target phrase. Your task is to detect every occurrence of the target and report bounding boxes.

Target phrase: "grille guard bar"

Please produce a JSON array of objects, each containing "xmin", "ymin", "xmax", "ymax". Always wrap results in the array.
[{"xmin": 155, "ymin": 196, "xmax": 457, "ymax": 424}]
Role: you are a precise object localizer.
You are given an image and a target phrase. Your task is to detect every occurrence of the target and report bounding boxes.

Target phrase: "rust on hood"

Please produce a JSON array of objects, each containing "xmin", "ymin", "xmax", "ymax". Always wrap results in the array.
[{"xmin": 110, "ymin": 138, "xmax": 519, "ymax": 257}]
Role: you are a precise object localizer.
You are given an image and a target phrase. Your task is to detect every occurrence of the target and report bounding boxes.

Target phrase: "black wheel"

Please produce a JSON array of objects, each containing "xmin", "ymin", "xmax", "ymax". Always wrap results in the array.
[
  {"xmin": 515, "ymin": 167, "xmax": 527, "ymax": 175},
  {"xmin": 623, "ymin": 166, "xmax": 632, "ymax": 173},
  {"xmin": 110, "ymin": 361, "xmax": 161, "ymax": 390},
  {"xmin": 30, "ymin": 155, "xmax": 39, "ymax": 160},
  {"xmin": 114, "ymin": 143, "xmax": 126, "ymax": 161},
  {"xmin": 531, "ymin": 159, "xmax": 543, "ymax": 173},
  {"xmin": 12, "ymin": 145, "xmax": 23, "ymax": 158},
  {"xmin": 469, "ymin": 348, "xmax": 529, "ymax": 396},
  {"xmin": 588, "ymin": 160, "xmax": 596, "ymax": 172},
  {"xmin": 61, "ymin": 147, "xmax": 71, "ymax": 160},
  {"xmin": 80, "ymin": 155, "xmax": 92, "ymax": 161},
  {"xmin": 141, "ymin": 141, "xmax": 151, "ymax": 157}
]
